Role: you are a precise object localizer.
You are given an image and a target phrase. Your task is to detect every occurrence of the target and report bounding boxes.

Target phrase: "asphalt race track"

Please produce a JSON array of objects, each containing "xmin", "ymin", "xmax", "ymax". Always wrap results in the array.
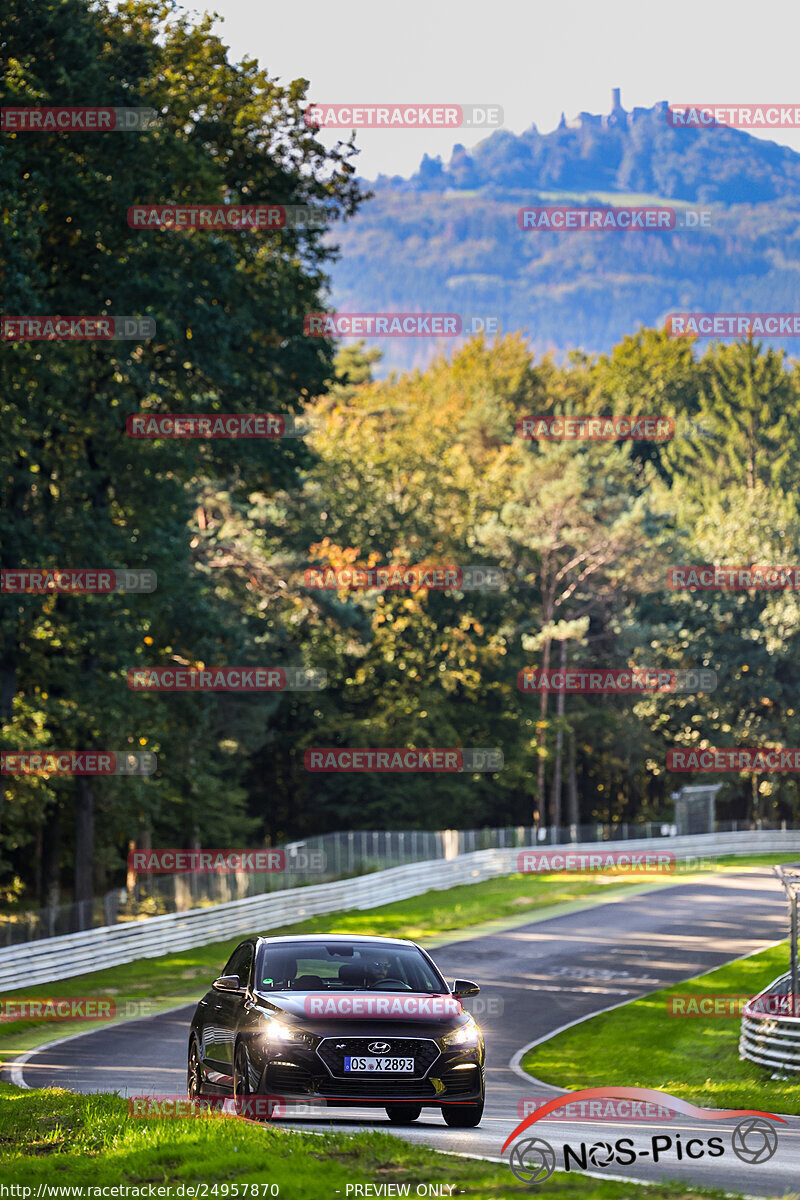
[{"xmin": 8, "ymin": 870, "xmax": 800, "ymax": 1196}]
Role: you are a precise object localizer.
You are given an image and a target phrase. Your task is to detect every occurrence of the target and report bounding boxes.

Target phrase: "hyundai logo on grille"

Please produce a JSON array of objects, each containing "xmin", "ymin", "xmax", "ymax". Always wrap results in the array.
[{"xmin": 368, "ymin": 1041, "xmax": 392, "ymax": 1054}]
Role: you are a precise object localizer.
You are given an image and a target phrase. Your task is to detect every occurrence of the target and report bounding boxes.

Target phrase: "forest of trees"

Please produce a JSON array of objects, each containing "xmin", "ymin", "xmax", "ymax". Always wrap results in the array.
[{"xmin": 3, "ymin": 0, "xmax": 800, "ymax": 916}]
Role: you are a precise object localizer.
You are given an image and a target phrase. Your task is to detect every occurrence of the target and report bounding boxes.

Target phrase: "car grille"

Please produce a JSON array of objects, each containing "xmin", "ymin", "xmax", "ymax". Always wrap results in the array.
[
  {"xmin": 316, "ymin": 1037, "xmax": 440, "ymax": 1079},
  {"xmin": 316, "ymin": 1076, "xmax": 439, "ymax": 1098}
]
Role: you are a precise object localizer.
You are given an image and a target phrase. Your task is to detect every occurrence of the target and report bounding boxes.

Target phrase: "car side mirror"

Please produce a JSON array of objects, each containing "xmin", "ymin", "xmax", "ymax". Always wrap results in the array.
[
  {"xmin": 451, "ymin": 979, "xmax": 480, "ymax": 997},
  {"xmin": 212, "ymin": 974, "xmax": 242, "ymax": 992}
]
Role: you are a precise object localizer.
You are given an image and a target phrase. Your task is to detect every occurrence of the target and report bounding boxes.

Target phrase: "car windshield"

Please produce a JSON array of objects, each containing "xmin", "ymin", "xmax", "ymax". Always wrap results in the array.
[{"xmin": 255, "ymin": 941, "xmax": 447, "ymax": 993}]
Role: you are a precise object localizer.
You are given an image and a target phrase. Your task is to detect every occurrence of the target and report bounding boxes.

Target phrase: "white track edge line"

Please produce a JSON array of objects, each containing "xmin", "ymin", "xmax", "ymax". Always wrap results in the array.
[{"xmin": 7, "ymin": 1001, "xmax": 195, "ymax": 1089}]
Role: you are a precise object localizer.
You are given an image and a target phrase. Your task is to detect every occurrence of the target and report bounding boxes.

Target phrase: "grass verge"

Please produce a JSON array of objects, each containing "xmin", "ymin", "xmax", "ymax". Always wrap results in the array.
[
  {"xmin": 521, "ymin": 940, "xmax": 800, "ymax": 1114},
  {"xmin": 0, "ymin": 1082, "xmax": 753, "ymax": 1199}
]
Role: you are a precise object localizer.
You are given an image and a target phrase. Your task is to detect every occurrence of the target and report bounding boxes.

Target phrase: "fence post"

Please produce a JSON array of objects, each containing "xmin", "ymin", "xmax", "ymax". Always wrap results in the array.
[{"xmin": 792, "ymin": 892, "xmax": 799, "ymax": 1004}]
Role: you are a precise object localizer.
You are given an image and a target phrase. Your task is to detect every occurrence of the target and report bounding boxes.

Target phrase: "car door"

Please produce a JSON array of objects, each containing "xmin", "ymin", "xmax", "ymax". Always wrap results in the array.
[{"xmin": 204, "ymin": 941, "xmax": 254, "ymax": 1077}]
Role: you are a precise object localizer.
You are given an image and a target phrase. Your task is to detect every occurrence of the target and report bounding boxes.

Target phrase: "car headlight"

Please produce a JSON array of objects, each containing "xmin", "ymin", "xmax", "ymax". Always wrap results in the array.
[
  {"xmin": 442, "ymin": 1020, "xmax": 481, "ymax": 1048},
  {"xmin": 268, "ymin": 1020, "xmax": 315, "ymax": 1047}
]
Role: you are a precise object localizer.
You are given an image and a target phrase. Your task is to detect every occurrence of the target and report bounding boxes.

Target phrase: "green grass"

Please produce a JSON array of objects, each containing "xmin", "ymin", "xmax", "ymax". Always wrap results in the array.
[
  {"xmin": 521, "ymin": 941, "xmax": 800, "ymax": 1114},
  {"xmin": 1, "ymin": 855, "xmax": 791, "ymax": 1065},
  {"xmin": 0, "ymin": 1082, "xmax": 754, "ymax": 1199}
]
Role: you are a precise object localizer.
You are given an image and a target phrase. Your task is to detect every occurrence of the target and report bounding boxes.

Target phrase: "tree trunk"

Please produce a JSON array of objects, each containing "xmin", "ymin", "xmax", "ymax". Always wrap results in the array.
[
  {"xmin": 535, "ymin": 637, "xmax": 552, "ymax": 826},
  {"xmin": 33, "ymin": 824, "xmax": 43, "ymax": 903},
  {"xmin": 74, "ymin": 777, "xmax": 95, "ymax": 929},
  {"xmin": 140, "ymin": 826, "xmax": 153, "ymax": 898},
  {"xmin": 567, "ymin": 725, "xmax": 579, "ymax": 829},
  {"xmin": 126, "ymin": 839, "xmax": 137, "ymax": 895},
  {"xmin": 549, "ymin": 640, "xmax": 567, "ymax": 830},
  {"xmin": 41, "ymin": 804, "xmax": 61, "ymax": 910},
  {"xmin": 0, "ymin": 648, "xmax": 17, "ymax": 830}
]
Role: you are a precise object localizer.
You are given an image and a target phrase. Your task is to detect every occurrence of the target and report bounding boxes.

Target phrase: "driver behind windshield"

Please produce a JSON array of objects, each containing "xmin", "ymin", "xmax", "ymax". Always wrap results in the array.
[{"xmin": 365, "ymin": 956, "xmax": 394, "ymax": 984}]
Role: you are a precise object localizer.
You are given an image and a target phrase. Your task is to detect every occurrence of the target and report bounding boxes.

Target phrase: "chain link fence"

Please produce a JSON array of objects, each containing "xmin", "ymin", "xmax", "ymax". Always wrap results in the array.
[{"xmin": 2, "ymin": 817, "xmax": 794, "ymax": 945}]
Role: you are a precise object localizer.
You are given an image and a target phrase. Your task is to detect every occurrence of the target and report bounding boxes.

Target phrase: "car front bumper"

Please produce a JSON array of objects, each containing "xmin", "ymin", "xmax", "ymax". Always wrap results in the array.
[{"xmin": 257, "ymin": 1036, "xmax": 484, "ymax": 1107}]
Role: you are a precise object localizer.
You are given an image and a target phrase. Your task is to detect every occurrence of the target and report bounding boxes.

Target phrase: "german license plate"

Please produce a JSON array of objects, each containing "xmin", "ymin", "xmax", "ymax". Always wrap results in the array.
[{"xmin": 344, "ymin": 1056, "xmax": 414, "ymax": 1072}]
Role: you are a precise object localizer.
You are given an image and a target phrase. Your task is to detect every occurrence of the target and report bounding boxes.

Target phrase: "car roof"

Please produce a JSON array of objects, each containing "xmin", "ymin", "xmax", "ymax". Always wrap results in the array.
[{"xmin": 254, "ymin": 933, "xmax": 418, "ymax": 948}]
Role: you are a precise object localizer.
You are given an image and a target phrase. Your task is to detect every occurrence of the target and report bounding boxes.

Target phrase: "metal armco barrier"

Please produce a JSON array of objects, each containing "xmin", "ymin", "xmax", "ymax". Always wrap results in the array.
[
  {"xmin": 1, "ymin": 830, "xmax": 798, "ymax": 991},
  {"xmin": 739, "ymin": 971, "xmax": 800, "ymax": 1072}
]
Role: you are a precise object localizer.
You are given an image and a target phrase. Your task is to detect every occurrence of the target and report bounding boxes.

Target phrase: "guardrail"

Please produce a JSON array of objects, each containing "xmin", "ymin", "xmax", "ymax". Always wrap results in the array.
[
  {"xmin": 739, "ymin": 971, "xmax": 800, "ymax": 1073},
  {"xmin": 1, "ymin": 829, "xmax": 798, "ymax": 991}
]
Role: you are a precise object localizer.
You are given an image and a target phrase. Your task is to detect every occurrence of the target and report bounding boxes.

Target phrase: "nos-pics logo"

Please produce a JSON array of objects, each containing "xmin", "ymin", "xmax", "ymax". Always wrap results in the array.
[{"xmin": 503, "ymin": 1089, "xmax": 781, "ymax": 1185}]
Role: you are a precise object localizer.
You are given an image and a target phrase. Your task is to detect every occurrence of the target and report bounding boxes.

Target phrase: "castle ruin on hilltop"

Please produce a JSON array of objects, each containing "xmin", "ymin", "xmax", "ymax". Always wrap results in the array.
[{"xmin": 558, "ymin": 89, "xmax": 668, "ymax": 131}]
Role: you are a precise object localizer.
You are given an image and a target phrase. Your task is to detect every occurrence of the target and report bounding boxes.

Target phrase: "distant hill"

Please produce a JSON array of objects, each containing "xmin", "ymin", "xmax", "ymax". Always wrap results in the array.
[{"xmin": 326, "ymin": 91, "xmax": 800, "ymax": 375}]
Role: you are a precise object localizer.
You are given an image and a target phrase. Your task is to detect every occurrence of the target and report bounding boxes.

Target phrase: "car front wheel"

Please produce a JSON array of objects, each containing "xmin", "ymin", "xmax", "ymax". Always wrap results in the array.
[
  {"xmin": 442, "ymin": 1099, "xmax": 484, "ymax": 1127},
  {"xmin": 187, "ymin": 1036, "xmax": 213, "ymax": 1108},
  {"xmin": 385, "ymin": 1104, "xmax": 422, "ymax": 1123},
  {"xmin": 233, "ymin": 1042, "xmax": 252, "ymax": 1114}
]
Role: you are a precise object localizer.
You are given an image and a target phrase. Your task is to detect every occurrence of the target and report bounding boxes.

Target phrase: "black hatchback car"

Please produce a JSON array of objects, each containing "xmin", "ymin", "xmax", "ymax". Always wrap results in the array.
[{"xmin": 187, "ymin": 933, "xmax": 485, "ymax": 1126}]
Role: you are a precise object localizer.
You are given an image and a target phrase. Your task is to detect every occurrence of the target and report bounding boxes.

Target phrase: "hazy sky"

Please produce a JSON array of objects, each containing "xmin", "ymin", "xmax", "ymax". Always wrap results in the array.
[{"xmin": 192, "ymin": 0, "xmax": 800, "ymax": 178}]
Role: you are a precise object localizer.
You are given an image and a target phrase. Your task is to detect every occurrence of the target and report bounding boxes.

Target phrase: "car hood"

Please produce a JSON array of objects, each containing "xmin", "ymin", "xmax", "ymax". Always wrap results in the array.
[{"xmin": 251, "ymin": 989, "xmax": 470, "ymax": 1036}]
